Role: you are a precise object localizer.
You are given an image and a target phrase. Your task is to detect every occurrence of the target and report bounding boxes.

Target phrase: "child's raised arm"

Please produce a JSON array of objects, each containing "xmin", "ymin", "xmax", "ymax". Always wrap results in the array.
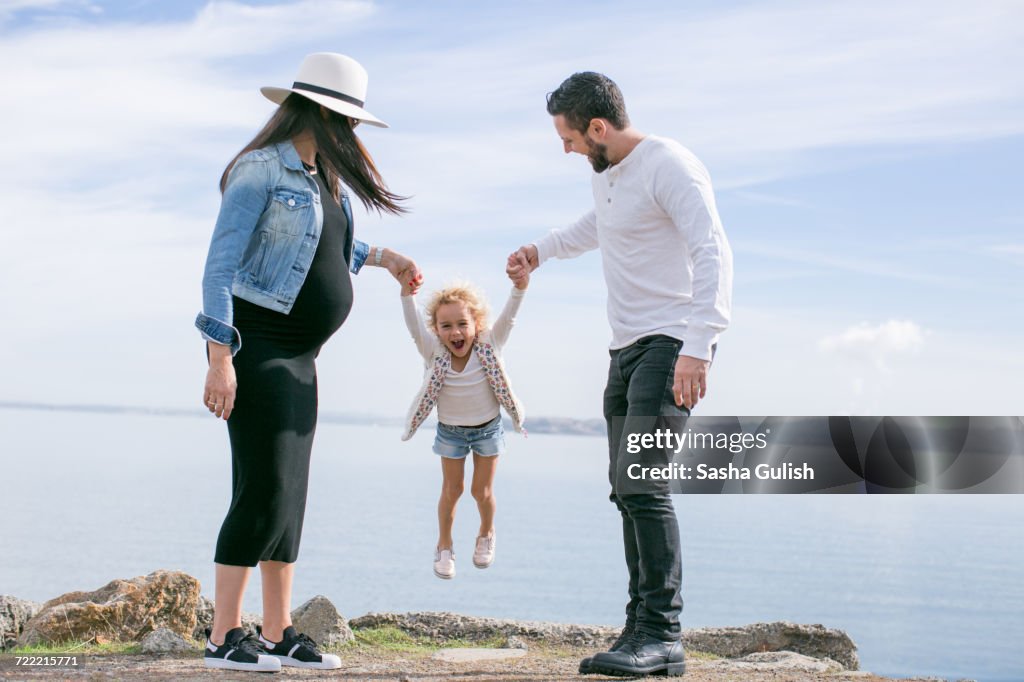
[
  {"xmin": 401, "ymin": 292, "xmax": 438, "ymax": 360},
  {"xmin": 490, "ymin": 285, "xmax": 526, "ymax": 348}
]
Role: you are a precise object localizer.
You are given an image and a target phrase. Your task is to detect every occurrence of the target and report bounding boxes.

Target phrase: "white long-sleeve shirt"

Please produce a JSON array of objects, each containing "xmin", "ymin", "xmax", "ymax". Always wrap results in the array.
[
  {"xmin": 534, "ymin": 135, "xmax": 732, "ymax": 361},
  {"xmin": 402, "ymin": 287, "xmax": 525, "ymax": 426}
]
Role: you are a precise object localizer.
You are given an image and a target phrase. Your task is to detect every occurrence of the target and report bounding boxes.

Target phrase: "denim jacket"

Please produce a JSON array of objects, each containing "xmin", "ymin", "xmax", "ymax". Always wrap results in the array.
[{"xmin": 195, "ymin": 140, "xmax": 369, "ymax": 354}]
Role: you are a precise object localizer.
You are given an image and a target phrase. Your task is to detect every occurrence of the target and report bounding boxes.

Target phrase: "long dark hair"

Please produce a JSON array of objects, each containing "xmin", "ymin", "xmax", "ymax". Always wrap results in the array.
[{"xmin": 221, "ymin": 94, "xmax": 407, "ymax": 215}]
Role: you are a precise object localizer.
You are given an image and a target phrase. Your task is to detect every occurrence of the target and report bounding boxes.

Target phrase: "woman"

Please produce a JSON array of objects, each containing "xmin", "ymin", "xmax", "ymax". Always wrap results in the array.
[{"xmin": 195, "ymin": 53, "xmax": 421, "ymax": 672}]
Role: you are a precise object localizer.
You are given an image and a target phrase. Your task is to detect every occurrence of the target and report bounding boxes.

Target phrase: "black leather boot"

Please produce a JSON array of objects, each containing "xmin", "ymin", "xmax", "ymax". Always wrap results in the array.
[
  {"xmin": 578, "ymin": 625, "xmax": 635, "ymax": 674},
  {"xmin": 587, "ymin": 631, "xmax": 685, "ymax": 677}
]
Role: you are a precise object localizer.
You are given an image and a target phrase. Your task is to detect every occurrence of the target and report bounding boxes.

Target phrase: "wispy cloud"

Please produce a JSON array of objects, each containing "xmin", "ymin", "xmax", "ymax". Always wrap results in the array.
[
  {"xmin": 0, "ymin": 0, "xmax": 375, "ymax": 191},
  {"xmin": 817, "ymin": 320, "xmax": 928, "ymax": 414},
  {"xmin": 0, "ymin": 0, "xmax": 89, "ymax": 20},
  {"xmin": 727, "ymin": 190, "xmax": 813, "ymax": 209},
  {"xmin": 1, "ymin": 0, "xmax": 1021, "ymax": 417},
  {"xmin": 369, "ymin": 0, "xmax": 1024, "ymax": 173},
  {"xmin": 819, "ymin": 320, "xmax": 926, "ymax": 367},
  {"xmin": 985, "ymin": 244, "xmax": 1024, "ymax": 266},
  {"xmin": 735, "ymin": 242, "xmax": 967, "ymax": 289}
]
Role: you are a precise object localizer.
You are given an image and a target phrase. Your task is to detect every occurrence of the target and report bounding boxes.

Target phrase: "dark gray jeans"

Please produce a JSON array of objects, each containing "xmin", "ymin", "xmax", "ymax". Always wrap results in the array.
[{"xmin": 604, "ymin": 334, "xmax": 688, "ymax": 641}]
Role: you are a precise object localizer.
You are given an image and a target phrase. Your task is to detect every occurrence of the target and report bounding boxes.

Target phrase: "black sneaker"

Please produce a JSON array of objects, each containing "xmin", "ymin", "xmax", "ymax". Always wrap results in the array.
[
  {"xmin": 579, "ymin": 624, "xmax": 635, "ymax": 674},
  {"xmin": 204, "ymin": 626, "xmax": 281, "ymax": 672},
  {"xmin": 257, "ymin": 625, "xmax": 342, "ymax": 669}
]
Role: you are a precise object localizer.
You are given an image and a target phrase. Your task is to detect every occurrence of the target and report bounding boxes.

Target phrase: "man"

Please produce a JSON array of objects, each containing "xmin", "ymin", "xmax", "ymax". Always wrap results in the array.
[{"xmin": 508, "ymin": 72, "xmax": 732, "ymax": 677}]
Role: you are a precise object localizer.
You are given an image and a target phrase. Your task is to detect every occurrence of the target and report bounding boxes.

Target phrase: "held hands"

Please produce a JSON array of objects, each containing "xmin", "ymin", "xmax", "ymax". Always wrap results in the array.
[
  {"xmin": 672, "ymin": 354, "xmax": 710, "ymax": 410},
  {"xmin": 506, "ymin": 254, "xmax": 530, "ymax": 289},
  {"xmin": 379, "ymin": 247, "xmax": 423, "ymax": 295},
  {"xmin": 204, "ymin": 342, "xmax": 237, "ymax": 420},
  {"xmin": 506, "ymin": 245, "xmax": 537, "ymax": 289}
]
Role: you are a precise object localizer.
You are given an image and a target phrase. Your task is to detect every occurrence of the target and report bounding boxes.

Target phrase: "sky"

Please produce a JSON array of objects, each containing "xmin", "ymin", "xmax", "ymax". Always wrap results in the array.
[{"xmin": 1, "ymin": 0, "xmax": 1022, "ymax": 421}]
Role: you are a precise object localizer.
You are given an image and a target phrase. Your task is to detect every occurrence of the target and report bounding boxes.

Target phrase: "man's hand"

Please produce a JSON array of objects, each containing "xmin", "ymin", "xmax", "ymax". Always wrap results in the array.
[
  {"xmin": 506, "ymin": 252, "xmax": 530, "ymax": 289},
  {"xmin": 507, "ymin": 244, "xmax": 538, "ymax": 284},
  {"xmin": 672, "ymin": 354, "xmax": 710, "ymax": 410}
]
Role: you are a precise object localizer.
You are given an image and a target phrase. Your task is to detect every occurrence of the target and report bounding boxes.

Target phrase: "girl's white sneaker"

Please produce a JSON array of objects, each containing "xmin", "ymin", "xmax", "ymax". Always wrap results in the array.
[
  {"xmin": 473, "ymin": 532, "xmax": 496, "ymax": 568},
  {"xmin": 434, "ymin": 547, "xmax": 456, "ymax": 579}
]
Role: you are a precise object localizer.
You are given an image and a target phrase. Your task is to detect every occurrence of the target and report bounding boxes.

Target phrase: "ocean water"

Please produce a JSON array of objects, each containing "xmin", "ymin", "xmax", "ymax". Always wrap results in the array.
[{"xmin": 1, "ymin": 407, "xmax": 1022, "ymax": 681}]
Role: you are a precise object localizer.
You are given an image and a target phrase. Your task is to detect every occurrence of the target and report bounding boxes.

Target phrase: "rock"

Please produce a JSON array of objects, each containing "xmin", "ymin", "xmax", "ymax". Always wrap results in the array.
[
  {"xmin": 684, "ymin": 621, "xmax": 859, "ymax": 670},
  {"xmin": 350, "ymin": 612, "xmax": 620, "ymax": 648},
  {"xmin": 703, "ymin": 650, "xmax": 844, "ymax": 673},
  {"xmin": 191, "ymin": 596, "xmax": 261, "ymax": 641},
  {"xmin": 350, "ymin": 613, "xmax": 859, "ymax": 670},
  {"xmin": 432, "ymin": 647, "xmax": 528, "ymax": 662},
  {"xmin": 18, "ymin": 570, "xmax": 200, "ymax": 646},
  {"xmin": 505, "ymin": 635, "xmax": 529, "ymax": 650},
  {"xmin": 192, "ymin": 596, "xmax": 215, "ymax": 640},
  {"xmin": 139, "ymin": 627, "xmax": 193, "ymax": 654},
  {"xmin": 0, "ymin": 596, "xmax": 41, "ymax": 650},
  {"xmin": 290, "ymin": 595, "xmax": 353, "ymax": 647}
]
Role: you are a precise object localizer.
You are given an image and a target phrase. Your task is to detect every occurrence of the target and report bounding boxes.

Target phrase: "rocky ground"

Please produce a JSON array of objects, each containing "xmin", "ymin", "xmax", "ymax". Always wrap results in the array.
[
  {"xmin": 1, "ymin": 572, "xmax": 976, "ymax": 682},
  {"xmin": 0, "ymin": 646, "xmax": 939, "ymax": 682}
]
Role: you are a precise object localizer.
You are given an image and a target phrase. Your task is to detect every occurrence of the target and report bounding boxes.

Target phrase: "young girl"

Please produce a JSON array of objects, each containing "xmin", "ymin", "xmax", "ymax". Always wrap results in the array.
[{"xmin": 400, "ymin": 263, "xmax": 528, "ymax": 579}]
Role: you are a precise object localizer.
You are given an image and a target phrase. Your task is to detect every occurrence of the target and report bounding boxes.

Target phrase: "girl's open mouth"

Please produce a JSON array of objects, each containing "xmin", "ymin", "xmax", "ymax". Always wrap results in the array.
[{"xmin": 452, "ymin": 339, "xmax": 465, "ymax": 350}]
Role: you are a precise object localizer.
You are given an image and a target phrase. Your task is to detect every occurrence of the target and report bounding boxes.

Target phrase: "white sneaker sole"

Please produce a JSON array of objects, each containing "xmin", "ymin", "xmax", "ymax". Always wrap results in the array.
[
  {"xmin": 204, "ymin": 655, "xmax": 281, "ymax": 672},
  {"xmin": 473, "ymin": 557, "xmax": 494, "ymax": 568},
  {"xmin": 275, "ymin": 653, "xmax": 342, "ymax": 669},
  {"xmin": 433, "ymin": 567, "xmax": 456, "ymax": 579}
]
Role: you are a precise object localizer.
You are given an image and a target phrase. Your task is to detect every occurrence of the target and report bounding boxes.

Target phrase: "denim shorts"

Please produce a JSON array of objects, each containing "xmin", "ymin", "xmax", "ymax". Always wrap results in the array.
[{"xmin": 433, "ymin": 416, "xmax": 505, "ymax": 459}]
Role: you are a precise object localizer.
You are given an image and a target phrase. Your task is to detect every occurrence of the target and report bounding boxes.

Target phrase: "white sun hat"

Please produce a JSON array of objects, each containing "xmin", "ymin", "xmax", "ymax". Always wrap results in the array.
[{"xmin": 260, "ymin": 52, "xmax": 388, "ymax": 128}]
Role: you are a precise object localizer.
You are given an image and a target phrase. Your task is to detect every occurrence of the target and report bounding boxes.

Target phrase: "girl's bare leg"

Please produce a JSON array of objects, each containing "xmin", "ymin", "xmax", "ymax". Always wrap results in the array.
[
  {"xmin": 438, "ymin": 456, "xmax": 467, "ymax": 549},
  {"xmin": 471, "ymin": 453, "xmax": 498, "ymax": 537}
]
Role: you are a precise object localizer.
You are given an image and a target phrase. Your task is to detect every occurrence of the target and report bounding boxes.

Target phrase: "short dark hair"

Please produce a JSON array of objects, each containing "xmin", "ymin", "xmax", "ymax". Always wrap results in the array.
[{"xmin": 546, "ymin": 72, "xmax": 630, "ymax": 134}]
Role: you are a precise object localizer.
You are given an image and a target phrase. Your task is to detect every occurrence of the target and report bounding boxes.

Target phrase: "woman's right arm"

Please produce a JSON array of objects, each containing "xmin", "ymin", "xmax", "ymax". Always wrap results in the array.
[
  {"xmin": 195, "ymin": 158, "xmax": 270, "ymax": 354},
  {"xmin": 196, "ymin": 158, "xmax": 270, "ymax": 419}
]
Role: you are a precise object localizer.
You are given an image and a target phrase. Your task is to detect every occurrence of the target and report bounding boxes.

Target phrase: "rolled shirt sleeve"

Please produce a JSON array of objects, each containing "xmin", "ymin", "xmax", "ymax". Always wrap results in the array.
[{"xmin": 350, "ymin": 238, "xmax": 369, "ymax": 274}]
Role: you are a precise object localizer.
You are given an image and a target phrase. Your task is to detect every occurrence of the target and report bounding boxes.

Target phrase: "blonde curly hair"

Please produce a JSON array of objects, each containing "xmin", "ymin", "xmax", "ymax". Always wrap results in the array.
[{"xmin": 425, "ymin": 281, "xmax": 490, "ymax": 333}]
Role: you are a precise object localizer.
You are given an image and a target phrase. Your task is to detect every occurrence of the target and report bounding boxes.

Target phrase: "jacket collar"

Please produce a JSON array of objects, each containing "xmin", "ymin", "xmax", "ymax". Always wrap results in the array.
[
  {"xmin": 275, "ymin": 139, "xmax": 352, "ymax": 202},
  {"xmin": 275, "ymin": 140, "xmax": 305, "ymax": 172}
]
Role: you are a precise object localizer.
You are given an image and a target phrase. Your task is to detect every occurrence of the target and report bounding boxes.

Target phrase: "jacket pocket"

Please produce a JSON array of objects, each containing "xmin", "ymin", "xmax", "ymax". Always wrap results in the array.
[{"xmin": 268, "ymin": 187, "xmax": 313, "ymax": 235}]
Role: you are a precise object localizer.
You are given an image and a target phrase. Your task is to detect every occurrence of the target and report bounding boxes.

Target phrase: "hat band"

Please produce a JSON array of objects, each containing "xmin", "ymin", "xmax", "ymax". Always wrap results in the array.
[{"xmin": 292, "ymin": 81, "xmax": 365, "ymax": 108}]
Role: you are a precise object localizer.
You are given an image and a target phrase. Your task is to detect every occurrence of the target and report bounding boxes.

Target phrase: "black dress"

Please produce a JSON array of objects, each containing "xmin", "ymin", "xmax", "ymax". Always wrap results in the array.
[{"xmin": 214, "ymin": 168, "xmax": 353, "ymax": 566}]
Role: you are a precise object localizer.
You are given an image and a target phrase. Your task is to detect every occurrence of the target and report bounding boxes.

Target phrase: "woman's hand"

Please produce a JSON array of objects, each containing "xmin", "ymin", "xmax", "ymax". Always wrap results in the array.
[
  {"xmin": 204, "ymin": 342, "xmax": 237, "ymax": 420},
  {"xmin": 377, "ymin": 247, "xmax": 423, "ymax": 294}
]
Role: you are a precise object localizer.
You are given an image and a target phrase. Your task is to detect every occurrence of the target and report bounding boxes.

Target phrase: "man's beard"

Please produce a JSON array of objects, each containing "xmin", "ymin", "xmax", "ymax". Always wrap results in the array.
[{"xmin": 585, "ymin": 136, "xmax": 611, "ymax": 173}]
